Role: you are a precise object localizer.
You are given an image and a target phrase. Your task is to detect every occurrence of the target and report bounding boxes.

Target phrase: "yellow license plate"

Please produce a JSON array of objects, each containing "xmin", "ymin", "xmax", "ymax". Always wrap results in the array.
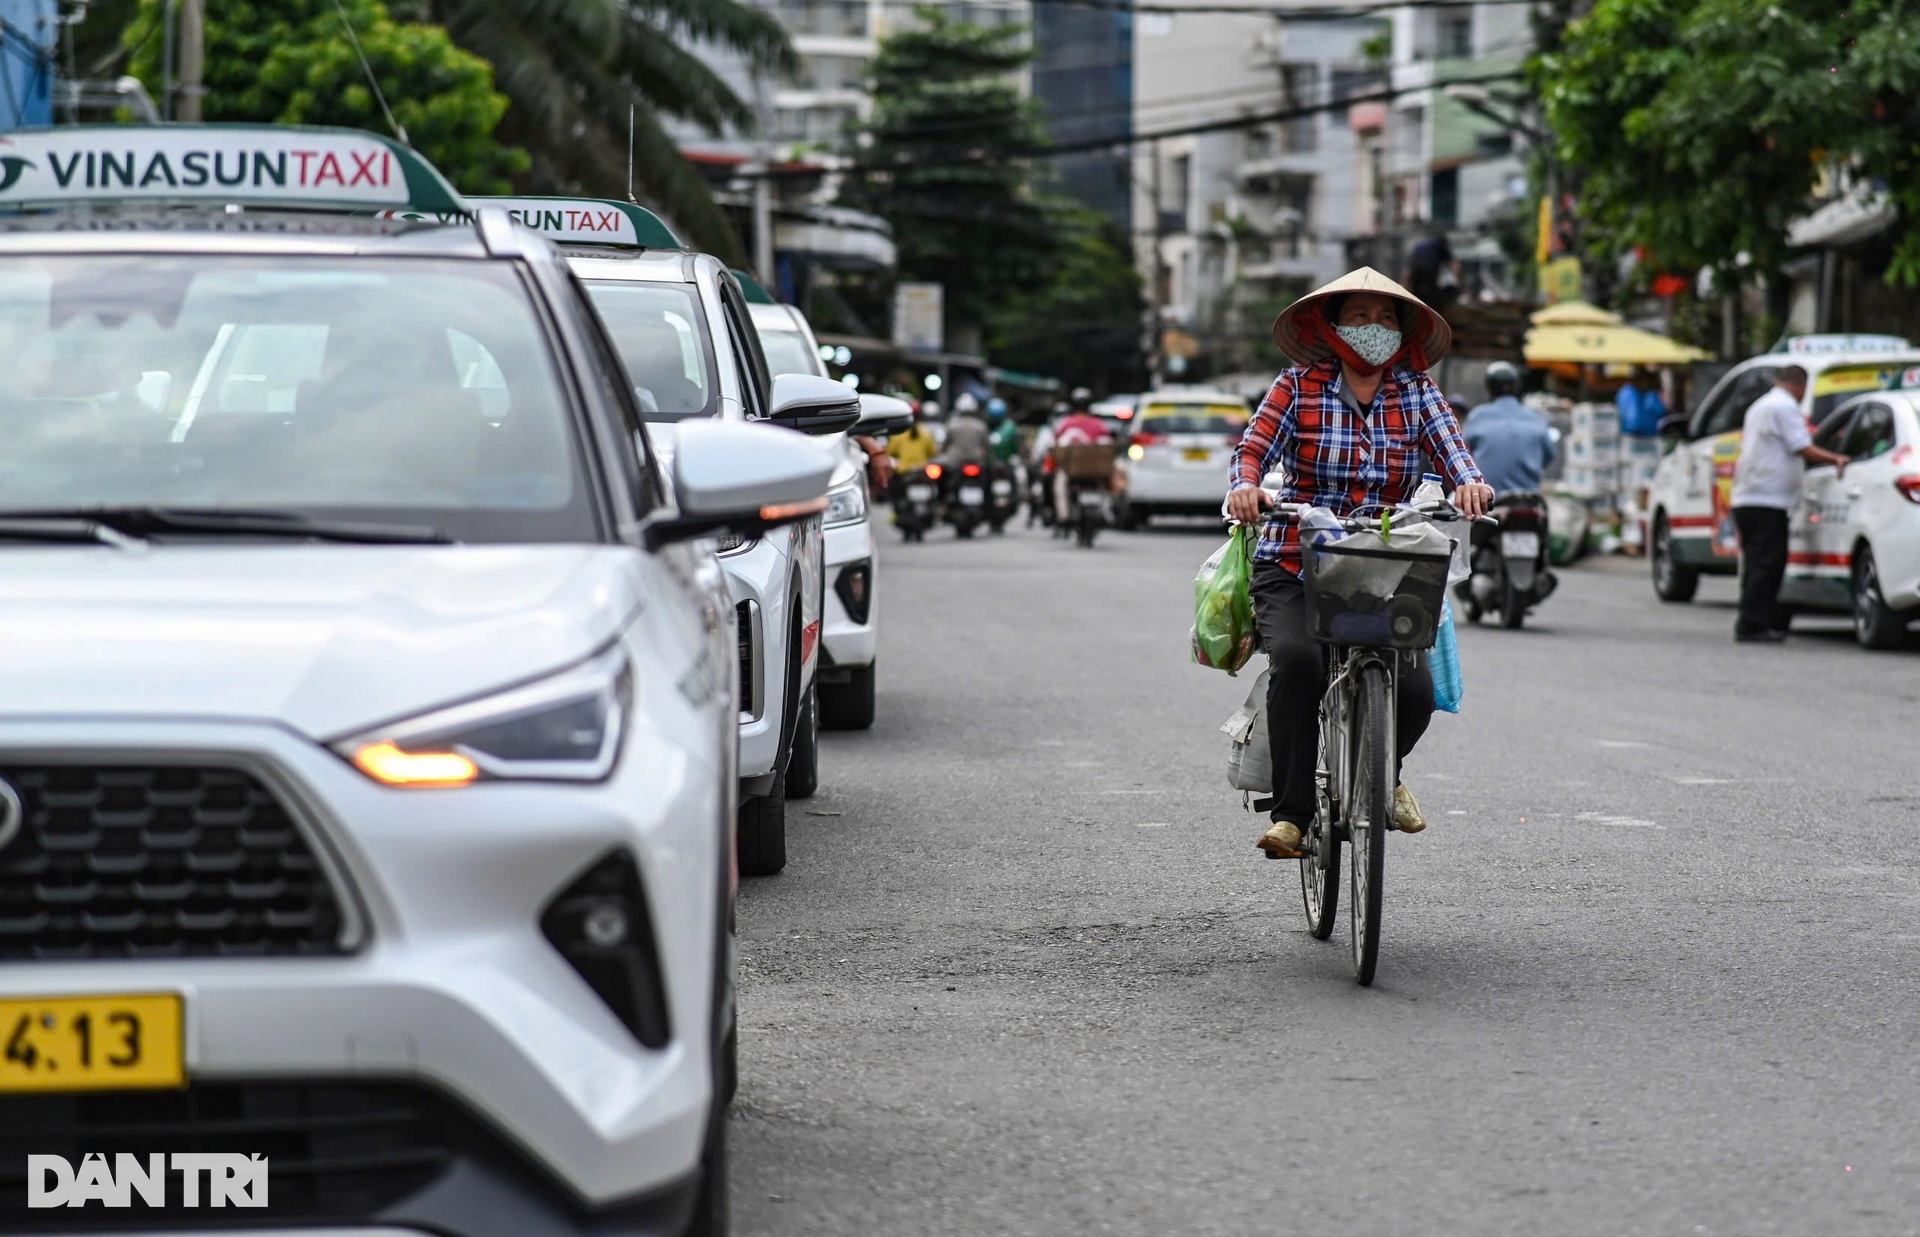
[
  {"xmin": 0, "ymin": 994, "xmax": 184, "ymax": 1092},
  {"xmin": 1183, "ymin": 448, "xmax": 1211, "ymax": 461}
]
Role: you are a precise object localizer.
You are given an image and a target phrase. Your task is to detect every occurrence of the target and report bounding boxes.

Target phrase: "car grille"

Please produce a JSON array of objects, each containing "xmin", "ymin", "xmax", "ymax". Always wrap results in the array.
[
  {"xmin": 0, "ymin": 765, "xmax": 347, "ymax": 960},
  {"xmin": 0, "ymin": 1082, "xmax": 453, "ymax": 1223}
]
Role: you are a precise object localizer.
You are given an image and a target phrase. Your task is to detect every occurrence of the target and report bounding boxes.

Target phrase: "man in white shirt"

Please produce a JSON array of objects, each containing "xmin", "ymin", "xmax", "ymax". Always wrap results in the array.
[{"xmin": 1729, "ymin": 365, "xmax": 1850, "ymax": 642}]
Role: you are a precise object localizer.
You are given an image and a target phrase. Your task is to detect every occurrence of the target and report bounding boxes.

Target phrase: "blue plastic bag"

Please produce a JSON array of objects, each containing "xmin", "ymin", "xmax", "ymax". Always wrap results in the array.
[{"xmin": 1431, "ymin": 599, "xmax": 1463, "ymax": 714}]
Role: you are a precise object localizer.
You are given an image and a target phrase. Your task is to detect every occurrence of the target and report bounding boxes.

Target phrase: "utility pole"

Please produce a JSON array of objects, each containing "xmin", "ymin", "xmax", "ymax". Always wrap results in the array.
[
  {"xmin": 176, "ymin": 0, "xmax": 204, "ymax": 123},
  {"xmin": 1147, "ymin": 138, "xmax": 1168, "ymax": 387},
  {"xmin": 750, "ymin": 75, "xmax": 776, "ymax": 288}
]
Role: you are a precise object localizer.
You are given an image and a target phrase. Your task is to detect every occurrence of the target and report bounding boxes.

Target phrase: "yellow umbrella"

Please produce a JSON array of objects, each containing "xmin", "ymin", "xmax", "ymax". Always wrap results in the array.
[
  {"xmin": 1528, "ymin": 300, "xmax": 1623, "ymax": 327},
  {"xmin": 1524, "ymin": 322, "xmax": 1711, "ymax": 365}
]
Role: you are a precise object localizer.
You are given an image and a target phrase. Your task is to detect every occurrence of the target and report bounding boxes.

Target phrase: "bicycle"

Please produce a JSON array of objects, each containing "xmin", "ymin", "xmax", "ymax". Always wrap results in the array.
[{"xmin": 1271, "ymin": 500, "xmax": 1480, "ymax": 985}]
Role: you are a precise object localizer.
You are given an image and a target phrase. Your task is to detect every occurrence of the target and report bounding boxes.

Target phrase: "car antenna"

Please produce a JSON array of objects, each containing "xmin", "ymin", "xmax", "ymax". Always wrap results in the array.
[
  {"xmin": 330, "ymin": 0, "xmax": 410, "ymax": 147},
  {"xmin": 626, "ymin": 104, "xmax": 638, "ymax": 205}
]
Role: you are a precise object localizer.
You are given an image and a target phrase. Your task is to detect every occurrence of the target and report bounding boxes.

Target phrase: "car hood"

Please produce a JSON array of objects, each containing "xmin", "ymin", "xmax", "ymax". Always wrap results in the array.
[{"xmin": 0, "ymin": 546, "xmax": 641, "ymax": 738}]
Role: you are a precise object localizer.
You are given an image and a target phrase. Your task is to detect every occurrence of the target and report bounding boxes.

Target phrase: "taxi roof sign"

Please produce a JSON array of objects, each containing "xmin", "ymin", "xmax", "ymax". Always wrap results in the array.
[
  {"xmin": 732, "ymin": 268, "xmax": 776, "ymax": 304},
  {"xmin": 0, "ymin": 124, "xmax": 465, "ymax": 215},
  {"xmin": 1781, "ymin": 333, "xmax": 1913, "ymax": 356},
  {"xmin": 467, "ymin": 196, "xmax": 681, "ymax": 249}
]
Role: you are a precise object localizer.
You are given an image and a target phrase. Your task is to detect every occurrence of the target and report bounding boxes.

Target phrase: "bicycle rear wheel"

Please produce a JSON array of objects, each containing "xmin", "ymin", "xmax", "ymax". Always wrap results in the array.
[
  {"xmin": 1347, "ymin": 662, "xmax": 1391, "ymax": 985},
  {"xmin": 1299, "ymin": 710, "xmax": 1340, "ymax": 940}
]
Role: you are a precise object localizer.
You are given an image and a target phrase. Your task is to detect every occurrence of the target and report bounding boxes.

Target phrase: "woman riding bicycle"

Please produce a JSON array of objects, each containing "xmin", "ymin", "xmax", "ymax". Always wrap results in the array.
[{"xmin": 1224, "ymin": 267, "xmax": 1493, "ymax": 860}]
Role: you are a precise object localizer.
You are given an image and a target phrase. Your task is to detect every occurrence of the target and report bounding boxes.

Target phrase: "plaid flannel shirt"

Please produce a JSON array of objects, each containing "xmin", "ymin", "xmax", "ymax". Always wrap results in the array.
[{"xmin": 1229, "ymin": 360, "xmax": 1483, "ymax": 574}]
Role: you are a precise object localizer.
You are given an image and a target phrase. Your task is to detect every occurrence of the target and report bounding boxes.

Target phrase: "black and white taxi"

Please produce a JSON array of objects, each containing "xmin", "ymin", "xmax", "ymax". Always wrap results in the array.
[
  {"xmin": 1648, "ymin": 333, "xmax": 1920, "ymax": 604},
  {"xmin": 470, "ymin": 198, "xmax": 862, "ymax": 875},
  {"xmin": 0, "ymin": 126, "xmax": 840, "ymax": 1236}
]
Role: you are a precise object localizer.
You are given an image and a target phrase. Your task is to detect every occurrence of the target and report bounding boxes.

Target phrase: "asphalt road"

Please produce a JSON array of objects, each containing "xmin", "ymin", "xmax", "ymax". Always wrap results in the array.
[{"xmin": 730, "ymin": 516, "xmax": 1920, "ymax": 1237}]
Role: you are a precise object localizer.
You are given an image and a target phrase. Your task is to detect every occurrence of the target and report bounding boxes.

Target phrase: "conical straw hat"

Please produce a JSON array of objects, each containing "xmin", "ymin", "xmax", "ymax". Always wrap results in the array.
[{"xmin": 1270, "ymin": 266, "xmax": 1452, "ymax": 368}]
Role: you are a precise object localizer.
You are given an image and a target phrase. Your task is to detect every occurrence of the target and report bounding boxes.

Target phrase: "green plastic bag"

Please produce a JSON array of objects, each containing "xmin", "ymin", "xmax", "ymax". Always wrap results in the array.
[{"xmin": 1191, "ymin": 525, "xmax": 1257, "ymax": 674}]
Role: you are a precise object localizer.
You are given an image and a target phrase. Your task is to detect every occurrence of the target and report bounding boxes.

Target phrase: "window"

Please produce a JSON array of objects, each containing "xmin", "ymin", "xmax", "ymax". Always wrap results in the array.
[
  {"xmin": 1438, "ymin": 6, "xmax": 1473, "ymax": 59},
  {"xmin": 1279, "ymin": 64, "xmax": 1319, "ymax": 153},
  {"xmin": 804, "ymin": 54, "xmax": 865, "ymax": 93},
  {"xmin": 583, "ymin": 282, "xmax": 718, "ymax": 423},
  {"xmin": 1696, "ymin": 366, "xmax": 1780, "ymax": 439},
  {"xmin": 759, "ymin": 327, "xmax": 824, "ymax": 379},
  {"xmin": 1813, "ymin": 407, "xmax": 1855, "ymax": 452},
  {"xmin": 1430, "ymin": 167, "xmax": 1459, "ymax": 227},
  {"xmin": 1843, "ymin": 402, "xmax": 1897, "ymax": 459},
  {"xmin": 1332, "ymin": 67, "xmax": 1388, "ymax": 121},
  {"xmin": 0, "ymin": 255, "xmax": 592, "ymax": 540}
]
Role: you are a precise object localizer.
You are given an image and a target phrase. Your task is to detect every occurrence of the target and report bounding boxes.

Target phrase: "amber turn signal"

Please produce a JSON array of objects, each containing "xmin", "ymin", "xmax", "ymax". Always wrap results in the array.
[{"xmin": 351, "ymin": 741, "xmax": 479, "ymax": 788}]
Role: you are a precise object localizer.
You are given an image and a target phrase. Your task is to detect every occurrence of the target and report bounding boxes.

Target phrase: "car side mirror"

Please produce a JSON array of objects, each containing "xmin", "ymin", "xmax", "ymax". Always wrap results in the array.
[
  {"xmin": 1658, "ymin": 413, "xmax": 1690, "ymax": 441},
  {"xmin": 769, "ymin": 373, "xmax": 862, "ymax": 436},
  {"xmin": 643, "ymin": 420, "xmax": 837, "ymax": 550},
  {"xmin": 856, "ymin": 392, "xmax": 914, "ymax": 437}
]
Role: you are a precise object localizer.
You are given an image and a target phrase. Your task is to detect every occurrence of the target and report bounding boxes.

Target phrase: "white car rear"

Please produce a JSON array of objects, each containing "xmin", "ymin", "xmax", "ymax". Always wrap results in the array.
[{"xmin": 1118, "ymin": 391, "xmax": 1251, "ymax": 526}]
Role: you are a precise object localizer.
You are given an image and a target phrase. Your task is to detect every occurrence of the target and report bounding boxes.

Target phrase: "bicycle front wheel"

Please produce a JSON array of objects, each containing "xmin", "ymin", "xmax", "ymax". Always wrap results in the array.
[{"xmin": 1347, "ymin": 662, "xmax": 1391, "ymax": 985}]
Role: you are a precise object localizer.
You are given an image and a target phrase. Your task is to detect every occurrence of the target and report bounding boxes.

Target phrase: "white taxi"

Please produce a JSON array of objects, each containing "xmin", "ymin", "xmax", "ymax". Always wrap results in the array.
[
  {"xmin": 1116, "ymin": 388, "xmax": 1250, "ymax": 527},
  {"xmin": 472, "ymin": 197, "xmax": 860, "ymax": 876},
  {"xmin": 0, "ymin": 126, "xmax": 843, "ymax": 1235},
  {"xmin": 1648, "ymin": 334, "xmax": 1920, "ymax": 602},
  {"xmin": 1778, "ymin": 387, "xmax": 1920, "ymax": 647}
]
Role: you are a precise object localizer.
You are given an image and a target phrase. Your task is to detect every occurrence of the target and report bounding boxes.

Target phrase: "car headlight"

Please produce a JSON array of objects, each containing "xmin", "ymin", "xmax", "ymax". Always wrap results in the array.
[
  {"xmin": 824, "ymin": 478, "xmax": 868, "ymax": 527},
  {"xmin": 334, "ymin": 648, "xmax": 631, "ymax": 787},
  {"xmin": 716, "ymin": 532, "xmax": 757, "ymax": 555}
]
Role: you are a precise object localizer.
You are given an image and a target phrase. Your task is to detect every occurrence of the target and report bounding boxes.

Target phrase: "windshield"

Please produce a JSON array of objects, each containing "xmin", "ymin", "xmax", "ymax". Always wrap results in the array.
[
  {"xmin": 758, "ymin": 327, "xmax": 821, "ymax": 379},
  {"xmin": 1809, "ymin": 364, "xmax": 1915, "ymax": 424},
  {"xmin": 0, "ymin": 255, "xmax": 596, "ymax": 541},
  {"xmin": 1141, "ymin": 404, "xmax": 1248, "ymax": 434},
  {"xmin": 583, "ymin": 281, "xmax": 718, "ymax": 423}
]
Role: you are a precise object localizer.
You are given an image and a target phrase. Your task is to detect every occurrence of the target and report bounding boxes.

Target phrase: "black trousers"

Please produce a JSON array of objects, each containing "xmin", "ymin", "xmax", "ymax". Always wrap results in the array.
[
  {"xmin": 1733, "ymin": 506, "xmax": 1791, "ymax": 636},
  {"xmin": 1249, "ymin": 561, "xmax": 1436, "ymax": 824}
]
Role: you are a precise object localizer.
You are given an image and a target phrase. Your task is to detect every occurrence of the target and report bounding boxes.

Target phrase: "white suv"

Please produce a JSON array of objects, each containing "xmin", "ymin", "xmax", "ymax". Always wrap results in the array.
[
  {"xmin": 483, "ymin": 199, "xmax": 856, "ymax": 876},
  {"xmin": 1648, "ymin": 334, "xmax": 1920, "ymax": 602},
  {"xmin": 748, "ymin": 300, "xmax": 898, "ymax": 729},
  {"xmin": 0, "ymin": 128, "xmax": 845, "ymax": 1235}
]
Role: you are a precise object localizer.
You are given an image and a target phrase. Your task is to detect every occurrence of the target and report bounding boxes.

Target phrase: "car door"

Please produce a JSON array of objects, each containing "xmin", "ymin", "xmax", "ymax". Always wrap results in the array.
[
  {"xmin": 1692, "ymin": 365, "xmax": 1780, "ymax": 563},
  {"xmin": 1831, "ymin": 400, "xmax": 1903, "ymax": 599},
  {"xmin": 1784, "ymin": 405, "xmax": 1855, "ymax": 607}
]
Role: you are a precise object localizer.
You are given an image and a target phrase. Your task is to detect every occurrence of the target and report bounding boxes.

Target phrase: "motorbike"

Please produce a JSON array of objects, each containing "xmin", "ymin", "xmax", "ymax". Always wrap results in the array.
[
  {"xmin": 1066, "ymin": 476, "xmax": 1111, "ymax": 549},
  {"xmin": 892, "ymin": 465, "xmax": 942, "ymax": 543},
  {"xmin": 986, "ymin": 461, "xmax": 1020, "ymax": 534},
  {"xmin": 945, "ymin": 459, "xmax": 992, "ymax": 539},
  {"xmin": 1457, "ymin": 490, "xmax": 1557, "ymax": 628}
]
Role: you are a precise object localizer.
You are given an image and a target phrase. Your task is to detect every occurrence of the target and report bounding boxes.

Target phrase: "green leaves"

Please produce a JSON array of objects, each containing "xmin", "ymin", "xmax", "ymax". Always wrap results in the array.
[
  {"xmin": 1542, "ymin": 0, "xmax": 1920, "ymax": 287},
  {"xmin": 127, "ymin": 0, "xmax": 527, "ymax": 194}
]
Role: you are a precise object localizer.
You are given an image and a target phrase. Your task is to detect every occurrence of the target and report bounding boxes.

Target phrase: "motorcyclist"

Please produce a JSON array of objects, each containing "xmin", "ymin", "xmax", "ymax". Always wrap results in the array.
[
  {"xmin": 887, "ymin": 400, "xmax": 942, "ymax": 474},
  {"xmin": 986, "ymin": 397, "xmax": 1021, "ymax": 463},
  {"xmin": 1050, "ymin": 387, "xmax": 1116, "ymax": 525},
  {"xmin": 1027, "ymin": 401, "xmax": 1068, "ymax": 527},
  {"xmin": 936, "ymin": 392, "xmax": 992, "ymax": 466},
  {"xmin": 1462, "ymin": 361, "xmax": 1555, "ymax": 494}
]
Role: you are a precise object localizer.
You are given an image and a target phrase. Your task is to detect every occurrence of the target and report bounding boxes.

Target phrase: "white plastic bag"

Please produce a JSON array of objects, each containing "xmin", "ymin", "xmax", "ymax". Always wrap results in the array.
[{"xmin": 1221, "ymin": 668, "xmax": 1271, "ymax": 793}]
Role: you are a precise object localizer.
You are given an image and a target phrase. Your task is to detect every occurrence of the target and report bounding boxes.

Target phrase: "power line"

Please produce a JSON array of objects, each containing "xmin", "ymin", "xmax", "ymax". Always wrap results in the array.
[
  {"xmin": 731, "ymin": 66, "xmax": 1525, "ymax": 176},
  {"xmin": 870, "ymin": 0, "xmax": 1545, "ymax": 15}
]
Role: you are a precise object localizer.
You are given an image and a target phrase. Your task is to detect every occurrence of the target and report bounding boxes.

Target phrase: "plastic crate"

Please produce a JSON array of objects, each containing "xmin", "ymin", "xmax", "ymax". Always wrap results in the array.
[{"xmin": 1302, "ymin": 538, "xmax": 1451, "ymax": 650}]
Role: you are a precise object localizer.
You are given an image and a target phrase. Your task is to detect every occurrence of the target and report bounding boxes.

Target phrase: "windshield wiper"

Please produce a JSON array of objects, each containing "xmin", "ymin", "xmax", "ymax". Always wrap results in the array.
[
  {"xmin": 0, "ymin": 507, "xmax": 452, "ymax": 545},
  {"xmin": 0, "ymin": 517, "xmax": 147, "ymax": 549}
]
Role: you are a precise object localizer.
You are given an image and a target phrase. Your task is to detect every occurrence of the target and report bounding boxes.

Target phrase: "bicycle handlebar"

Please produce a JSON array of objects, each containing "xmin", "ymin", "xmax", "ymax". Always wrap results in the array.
[{"xmin": 1267, "ymin": 500, "xmax": 1498, "ymax": 529}]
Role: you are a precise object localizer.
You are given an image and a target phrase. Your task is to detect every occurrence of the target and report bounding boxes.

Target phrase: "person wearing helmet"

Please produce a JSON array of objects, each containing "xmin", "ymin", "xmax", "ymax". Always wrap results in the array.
[
  {"xmin": 1225, "ymin": 267, "xmax": 1492, "ymax": 860},
  {"xmin": 1462, "ymin": 361, "xmax": 1555, "ymax": 495},
  {"xmin": 986, "ymin": 397, "xmax": 1020, "ymax": 463},
  {"xmin": 1050, "ymin": 389, "xmax": 1114, "ymax": 526},
  {"xmin": 887, "ymin": 399, "xmax": 941, "ymax": 473},
  {"xmin": 936, "ymin": 391, "xmax": 992, "ymax": 466}
]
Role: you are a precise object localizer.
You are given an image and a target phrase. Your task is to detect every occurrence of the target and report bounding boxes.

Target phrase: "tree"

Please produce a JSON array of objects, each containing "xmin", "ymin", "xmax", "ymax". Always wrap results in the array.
[
  {"xmin": 425, "ymin": 0, "xmax": 794, "ymax": 260},
  {"xmin": 1540, "ymin": 0, "xmax": 1920, "ymax": 288},
  {"xmin": 987, "ymin": 209, "xmax": 1145, "ymax": 392},
  {"xmin": 839, "ymin": 8, "xmax": 1061, "ymax": 340},
  {"xmin": 127, "ymin": 0, "xmax": 526, "ymax": 194}
]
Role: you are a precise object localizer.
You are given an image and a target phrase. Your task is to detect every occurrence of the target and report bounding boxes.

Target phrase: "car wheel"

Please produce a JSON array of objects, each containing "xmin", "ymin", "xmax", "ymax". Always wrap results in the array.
[
  {"xmin": 1652, "ymin": 513, "xmax": 1700, "ymax": 602},
  {"xmin": 820, "ymin": 663, "xmax": 876, "ymax": 730},
  {"xmin": 682, "ymin": 1108, "xmax": 730, "ymax": 1237},
  {"xmin": 1853, "ymin": 545, "xmax": 1907, "ymax": 649},
  {"xmin": 784, "ymin": 681, "xmax": 819, "ymax": 799},
  {"xmin": 736, "ymin": 786, "xmax": 786, "ymax": 877}
]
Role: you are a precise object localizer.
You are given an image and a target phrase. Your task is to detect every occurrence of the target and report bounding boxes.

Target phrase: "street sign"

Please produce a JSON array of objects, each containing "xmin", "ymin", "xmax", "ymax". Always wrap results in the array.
[
  {"xmin": 0, "ymin": 125, "xmax": 464, "ymax": 214},
  {"xmin": 465, "ymin": 196, "xmax": 681, "ymax": 249},
  {"xmin": 893, "ymin": 282, "xmax": 943, "ymax": 352}
]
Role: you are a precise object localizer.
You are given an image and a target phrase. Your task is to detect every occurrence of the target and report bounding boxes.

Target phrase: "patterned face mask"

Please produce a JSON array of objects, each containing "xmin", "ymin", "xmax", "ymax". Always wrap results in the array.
[{"xmin": 1334, "ymin": 322, "xmax": 1404, "ymax": 367}]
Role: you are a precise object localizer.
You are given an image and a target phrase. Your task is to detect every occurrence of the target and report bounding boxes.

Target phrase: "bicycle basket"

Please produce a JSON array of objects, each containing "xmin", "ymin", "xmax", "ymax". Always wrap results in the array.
[
  {"xmin": 1053, "ymin": 442, "xmax": 1118, "ymax": 481},
  {"xmin": 1302, "ymin": 533, "xmax": 1451, "ymax": 650}
]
